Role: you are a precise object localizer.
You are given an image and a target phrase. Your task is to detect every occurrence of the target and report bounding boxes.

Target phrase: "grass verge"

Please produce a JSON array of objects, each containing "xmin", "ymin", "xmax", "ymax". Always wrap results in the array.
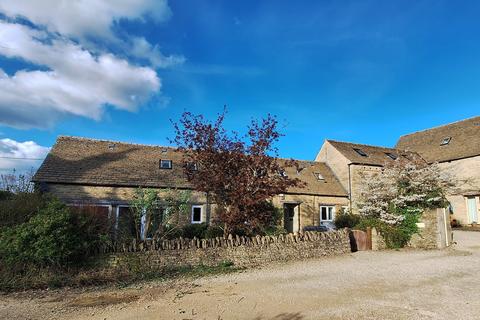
[{"xmin": 0, "ymin": 260, "xmax": 241, "ymax": 293}]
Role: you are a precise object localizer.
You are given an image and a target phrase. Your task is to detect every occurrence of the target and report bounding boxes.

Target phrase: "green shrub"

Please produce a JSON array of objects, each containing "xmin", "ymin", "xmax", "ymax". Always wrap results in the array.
[
  {"xmin": 0, "ymin": 190, "xmax": 13, "ymax": 201},
  {"xmin": 334, "ymin": 209, "xmax": 361, "ymax": 229},
  {"xmin": 354, "ymin": 216, "xmax": 381, "ymax": 231},
  {"xmin": 0, "ymin": 192, "xmax": 46, "ymax": 227},
  {"xmin": 0, "ymin": 198, "xmax": 110, "ymax": 269},
  {"xmin": 181, "ymin": 223, "xmax": 208, "ymax": 238},
  {"xmin": 179, "ymin": 223, "xmax": 224, "ymax": 239},
  {"xmin": 204, "ymin": 225, "xmax": 224, "ymax": 238},
  {"xmin": 354, "ymin": 209, "xmax": 420, "ymax": 249}
]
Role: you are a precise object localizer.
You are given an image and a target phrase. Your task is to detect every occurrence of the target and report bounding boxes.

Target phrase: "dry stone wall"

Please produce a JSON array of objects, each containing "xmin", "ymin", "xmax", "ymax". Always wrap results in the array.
[{"xmin": 106, "ymin": 229, "xmax": 351, "ymax": 269}]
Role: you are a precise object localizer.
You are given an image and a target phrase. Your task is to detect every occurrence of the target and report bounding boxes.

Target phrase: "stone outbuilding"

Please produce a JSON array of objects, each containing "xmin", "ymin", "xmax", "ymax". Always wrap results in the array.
[
  {"xmin": 396, "ymin": 116, "xmax": 480, "ymax": 225},
  {"xmin": 32, "ymin": 136, "xmax": 349, "ymax": 236}
]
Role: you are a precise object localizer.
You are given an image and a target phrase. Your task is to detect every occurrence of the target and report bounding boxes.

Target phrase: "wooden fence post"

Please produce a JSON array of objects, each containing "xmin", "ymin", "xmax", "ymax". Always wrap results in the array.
[{"xmin": 366, "ymin": 227, "xmax": 372, "ymax": 250}]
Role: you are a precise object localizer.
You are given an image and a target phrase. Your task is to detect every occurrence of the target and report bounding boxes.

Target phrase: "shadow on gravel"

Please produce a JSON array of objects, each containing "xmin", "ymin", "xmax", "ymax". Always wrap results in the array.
[{"xmin": 253, "ymin": 312, "xmax": 304, "ymax": 320}]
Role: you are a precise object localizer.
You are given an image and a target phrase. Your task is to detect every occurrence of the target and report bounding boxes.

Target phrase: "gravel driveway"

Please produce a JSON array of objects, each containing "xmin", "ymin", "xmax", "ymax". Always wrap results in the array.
[{"xmin": 1, "ymin": 230, "xmax": 480, "ymax": 320}]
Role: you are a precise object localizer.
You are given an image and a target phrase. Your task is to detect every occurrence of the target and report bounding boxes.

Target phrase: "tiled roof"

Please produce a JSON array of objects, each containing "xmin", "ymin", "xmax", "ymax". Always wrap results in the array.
[
  {"xmin": 33, "ymin": 136, "xmax": 347, "ymax": 197},
  {"xmin": 396, "ymin": 116, "xmax": 480, "ymax": 163},
  {"xmin": 326, "ymin": 140, "xmax": 419, "ymax": 166}
]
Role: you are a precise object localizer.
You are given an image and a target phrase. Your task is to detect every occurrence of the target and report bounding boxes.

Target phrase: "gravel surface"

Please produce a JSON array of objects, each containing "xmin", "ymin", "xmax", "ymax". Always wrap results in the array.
[{"xmin": 1, "ymin": 230, "xmax": 479, "ymax": 320}]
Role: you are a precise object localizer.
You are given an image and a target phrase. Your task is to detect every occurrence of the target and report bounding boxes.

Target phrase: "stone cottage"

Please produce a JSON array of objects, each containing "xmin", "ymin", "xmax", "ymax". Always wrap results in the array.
[
  {"xmin": 315, "ymin": 140, "xmax": 420, "ymax": 213},
  {"xmin": 396, "ymin": 116, "xmax": 480, "ymax": 225},
  {"xmin": 32, "ymin": 136, "xmax": 348, "ymax": 236}
]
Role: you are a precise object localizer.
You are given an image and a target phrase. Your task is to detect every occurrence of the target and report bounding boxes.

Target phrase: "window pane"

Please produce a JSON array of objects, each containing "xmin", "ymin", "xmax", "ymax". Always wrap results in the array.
[
  {"xmin": 328, "ymin": 207, "xmax": 333, "ymax": 220},
  {"xmin": 321, "ymin": 207, "xmax": 327, "ymax": 220},
  {"xmin": 192, "ymin": 207, "xmax": 202, "ymax": 222},
  {"xmin": 117, "ymin": 207, "xmax": 136, "ymax": 240},
  {"xmin": 160, "ymin": 160, "xmax": 172, "ymax": 169}
]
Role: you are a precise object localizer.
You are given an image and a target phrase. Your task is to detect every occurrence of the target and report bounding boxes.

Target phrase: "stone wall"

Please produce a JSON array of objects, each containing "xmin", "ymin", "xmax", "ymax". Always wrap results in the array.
[
  {"xmin": 371, "ymin": 208, "xmax": 453, "ymax": 250},
  {"xmin": 409, "ymin": 208, "xmax": 452, "ymax": 249},
  {"xmin": 106, "ymin": 229, "xmax": 351, "ymax": 269}
]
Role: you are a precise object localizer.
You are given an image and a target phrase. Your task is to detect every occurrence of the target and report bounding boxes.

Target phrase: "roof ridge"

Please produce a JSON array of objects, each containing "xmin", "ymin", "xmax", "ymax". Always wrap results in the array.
[
  {"xmin": 57, "ymin": 135, "xmax": 177, "ymax": 150},
  {"xmin": 398, "ymin": 115, "xmax": 480, "ymax": 139},
  {"xmin": 326, "ymin": 139, "xmax": 402, "ymax": 151}
]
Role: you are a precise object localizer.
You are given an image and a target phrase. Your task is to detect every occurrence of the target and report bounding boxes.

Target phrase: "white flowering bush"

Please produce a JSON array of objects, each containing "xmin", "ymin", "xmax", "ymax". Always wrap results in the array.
[{"xmin": 357, "ymin": 156, "xmax": 452, "ymax": 247}]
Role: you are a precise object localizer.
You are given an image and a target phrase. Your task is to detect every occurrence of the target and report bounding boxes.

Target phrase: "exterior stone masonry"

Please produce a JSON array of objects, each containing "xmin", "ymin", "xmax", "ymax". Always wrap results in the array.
[
  {"xmin": 45, "ymin": 183, "xmax": 349, "ymax": 231},
  {"xmin": 371, "ymin": 208, "xmax": 453, "ymax": 250},
  {"xmin": 438, "ymin": 156, "xmax": 480, "ymax": 225},
  {"xmin": 107, "ymin": 229, "xmax": 351, "ymax": 269}
]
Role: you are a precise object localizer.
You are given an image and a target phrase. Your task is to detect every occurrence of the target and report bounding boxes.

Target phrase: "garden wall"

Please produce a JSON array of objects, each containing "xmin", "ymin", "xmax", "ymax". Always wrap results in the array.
[
  {"xmin": 371, "ymin": 208, "xmax": 453, "ymax": 250},
  {"xmin": 106, "ymin": 229, "xmax": 350, "ymax": 269}
]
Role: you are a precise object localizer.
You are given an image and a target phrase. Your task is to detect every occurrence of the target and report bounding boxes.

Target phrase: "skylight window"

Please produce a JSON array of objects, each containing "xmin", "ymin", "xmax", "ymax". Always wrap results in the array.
[
  {"xmin": 279, "ymin": 169, "xmax": 288, "ymax": 177},
  {"xmin": 160, "ymin": 159, "xmax": 172, "ymax": 169},
  {"xmin": 440, "ymin": 137, "xmax": 451, "ymax": 146},
  {"xmin": 385, "ymin": 152, "xmax": 398, "ymax": 160},
  {"xmin": 314, "ymin": 172, "xmax": 325, "ymax": 181},
  {"xmin": 353, "ymin": 148, "xmax": 368, "ymax": 157},
  {"xmin": 186, "ymin": 162, "xmax": 198, "ymax": 171}
]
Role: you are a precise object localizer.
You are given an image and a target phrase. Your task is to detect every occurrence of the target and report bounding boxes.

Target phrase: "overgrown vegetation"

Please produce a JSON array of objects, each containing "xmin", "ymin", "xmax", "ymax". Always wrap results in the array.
[
  {"xmin": 357, "ymin": 157, "xmax": 452, "ymax": 248},
  {"xmin": 0, "ymin": 259, "xmax": 239, "ymax": 292},
  {"xmin": 0, "ymin": 198, "xmax": 110, "ymax": 269},
  {"xmin": 127, "ymin": 187, "xmax": 193, "ymax": 241},
  {"xmin": 334, "ymin": 208, "xmax": 360, "ymax": 229}
]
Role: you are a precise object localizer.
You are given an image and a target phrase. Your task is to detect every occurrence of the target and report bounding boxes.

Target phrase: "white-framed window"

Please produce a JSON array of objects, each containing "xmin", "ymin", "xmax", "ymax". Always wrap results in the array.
[
  {"xmin": 116, "ymin": 205, "xmax": 136, "ymax": 238},
  {"xmin": 160, "ymin": 159, "xmax": 172, "ymax": 169},
  {"xmin": 320, "ymin": 205, "xmax": 335, "ymax": 223},
  {"xmin": 191, "ymin": 205, "xmax": 203, "ymax": 224}
]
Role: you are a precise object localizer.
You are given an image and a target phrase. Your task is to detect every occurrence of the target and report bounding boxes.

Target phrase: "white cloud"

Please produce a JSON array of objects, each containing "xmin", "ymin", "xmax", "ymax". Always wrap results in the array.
[
  {"xmin": 0, "ymin": 138, "xmax": 50, "ymax": 174},
  {"xmin": 0, "ymin": 21, "xmax": 160, "ymax": 128},
  {"xmin": 0, "ymin": 0, "xmax": 183, "ymax": 129},
  {"xmin": 0, "ymin": 0, "xmax": 171, "ymax": 41},
  {"xmin": 131, "ymin": 37, "xmax": 186, "ymax": 68}
]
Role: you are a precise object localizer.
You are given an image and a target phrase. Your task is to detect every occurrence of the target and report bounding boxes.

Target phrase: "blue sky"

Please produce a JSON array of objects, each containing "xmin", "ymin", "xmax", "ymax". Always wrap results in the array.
[{"xmin": 0, "ymin": 0, "xmax": 479, "ymax": 173}]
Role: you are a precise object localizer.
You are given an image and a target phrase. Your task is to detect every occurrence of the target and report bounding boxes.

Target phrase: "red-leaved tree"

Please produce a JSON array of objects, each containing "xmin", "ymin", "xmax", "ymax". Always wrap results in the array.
[{"xmin": 170, "ymin": 108, "xmax": 304, "ymax": 236}]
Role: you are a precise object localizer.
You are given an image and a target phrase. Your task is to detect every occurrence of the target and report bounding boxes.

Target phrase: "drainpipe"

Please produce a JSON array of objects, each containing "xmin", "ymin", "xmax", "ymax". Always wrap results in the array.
[
  {"xmin": 443, "ymin": 208, "xmax": 449, "ymax": 247},
  {"xmin": 206, "ymin": 191, "xmax": 211, "ymax": 225},
  {"xmin": 348, "ymin": 163, "xmax": 353, "ymax": 210}
]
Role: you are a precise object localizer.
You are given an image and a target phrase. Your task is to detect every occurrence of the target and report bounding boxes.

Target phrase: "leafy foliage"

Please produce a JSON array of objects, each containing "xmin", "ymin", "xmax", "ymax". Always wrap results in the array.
[
  {"xmin": 128, "ymin": 188, "xmax": 192, "ymax": 241},
  {"xmin": 357, "ymin": 157, "xmax": 452, "ymax": 248},
  {"xmin": 0, "ymin": 192, "xmax": 46, "ymax": 227},
  {"xmin": 130, "ymin": 188, "xmax": 159, "ymax": 241},
  {"xmin": 334, "ymin": 208, "xmax": 360, "ymax": 229},
  {"xmin": 0, "ymin": 198, "xmax": 110, "ymax": 269},
  {"xmin": 171, "ymin": 108, "xmax": 304, "ymax": 235},
  {"xmin": 181, "ymin": 223, "xmax": 224, "ymax": 239}
]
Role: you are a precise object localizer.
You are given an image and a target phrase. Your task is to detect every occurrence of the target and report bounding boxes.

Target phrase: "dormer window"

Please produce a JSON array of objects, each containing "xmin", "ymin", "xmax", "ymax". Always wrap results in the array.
[
  {"xmin": 440, "ymin": 137, "xmax": 451, "ymax": 146},
  {"xmin": 186, "ymin": 162, "xmax": 198, "ymax": 171},
  {"xmin": 353, "ymin": 148, "xmax": 368, "ymax": 157},
  {"xmin": 385, "ymin": 152, "xmax": 398, "ymax": 160},
  {"xmin": 160, "ymin": 159, "xmax": 172, "ymax": 169},
  {"xmin": 314, "ymin": 172, "xmax": 325, "ymax": 181}
]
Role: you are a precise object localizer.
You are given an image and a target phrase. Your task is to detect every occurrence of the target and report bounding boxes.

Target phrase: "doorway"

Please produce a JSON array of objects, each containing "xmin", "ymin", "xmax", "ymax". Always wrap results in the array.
[
  {"xmin": 467, "ymin": 196, "xmax": 478, "ymax": 224},
  {"xmin": 284, "ymin": 203, "xmax": 299, "ymax": 233}
]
